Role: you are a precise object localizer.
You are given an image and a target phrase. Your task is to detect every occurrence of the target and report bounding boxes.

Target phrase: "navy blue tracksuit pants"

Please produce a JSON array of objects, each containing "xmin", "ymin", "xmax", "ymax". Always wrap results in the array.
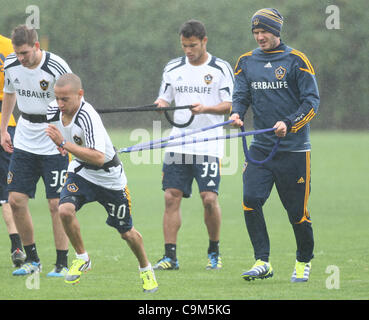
[{"xmin": 242, "ymin": 145, "xmax": 314, "ymax": 263}]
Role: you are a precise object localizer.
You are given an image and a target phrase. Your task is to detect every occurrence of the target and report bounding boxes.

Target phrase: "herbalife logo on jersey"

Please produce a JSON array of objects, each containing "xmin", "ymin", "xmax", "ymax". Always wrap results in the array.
[
  {"xmin": 251, "ymin": 81, "xmax": 288, "ymax": 90},
  {"xmin": 16, "ymin": 89, "xmax": 51, "ymax": 98},
  {"xmin": 175, "ymin": 85, "xmax": 212, "ymax": 94}
]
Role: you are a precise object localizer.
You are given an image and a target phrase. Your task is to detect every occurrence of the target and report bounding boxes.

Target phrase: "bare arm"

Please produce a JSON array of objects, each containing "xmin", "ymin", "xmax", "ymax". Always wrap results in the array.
[
  {"xmin": 191, "ymin": 101, "xmax": 232, "ymax": 115},
  {"xmin": 45, "ymin": 124, "xmax": 105, "ymax": 166},
  {"xmin": 0, "ymin": 92, "xmax": 17, "ymax": 153},
  {"xmin": 154, "ymin": 98, "xmax": 170, "ymax": 108}
]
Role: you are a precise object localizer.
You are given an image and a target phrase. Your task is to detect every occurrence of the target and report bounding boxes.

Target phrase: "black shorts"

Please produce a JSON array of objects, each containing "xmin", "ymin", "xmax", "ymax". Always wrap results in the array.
[
  {"xmin": 7, "ymin": 148, "xmax": 69, "ymax": 199},
  {"xmin": 162, "ymin": 152, "xmax": 221, "ymax": 198},
  {"xmin": 59, "ymin": 173, "xmax": 133, "ymax": 234},
  {"xmin": 0, "ymin": 126, "xmax": 15, "ymax": 203}
]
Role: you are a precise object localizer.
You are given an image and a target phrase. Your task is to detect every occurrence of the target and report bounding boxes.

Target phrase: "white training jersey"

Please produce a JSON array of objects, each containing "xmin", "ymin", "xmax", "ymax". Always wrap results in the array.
[
  {"xmin": 157, "ymin": 53, "xmax": 234, "ymax": 158},
  {"xmin": 3, "ymin": 50, "xmax": 72, "ymax": 154},
  {"xmin": 47, "ymin": 100, "xmax": 127, "ymax": 190}
]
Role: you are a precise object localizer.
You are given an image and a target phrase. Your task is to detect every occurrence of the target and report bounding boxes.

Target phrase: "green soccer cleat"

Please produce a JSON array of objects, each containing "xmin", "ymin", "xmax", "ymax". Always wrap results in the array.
[
  {"xmin": 291, "ymin": 260, "xmax": 311, "ymax": 282},
  {"xmin": 153, "ymin": 256, "xmax": 179, "ymax": 270},
  {"xmin": 206, "ymin": 252, "xmax": 222, "ymax": 270},
  {"xmin": 140, "ymin": 269, "xmax": 158, "ymax": 293},
  {"xmin": 242, "ymin": 259, "xmax": 274, "ymax": 281},
  {"xmin": 64, "ymin": 259, "xmax": 91, "ymax": 284}
]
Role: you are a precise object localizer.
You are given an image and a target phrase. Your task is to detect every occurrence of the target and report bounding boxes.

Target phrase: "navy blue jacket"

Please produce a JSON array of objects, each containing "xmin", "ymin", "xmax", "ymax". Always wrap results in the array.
[{"xmin": 232, "ymin": 42, "xmax": 320, "ymax": 152}]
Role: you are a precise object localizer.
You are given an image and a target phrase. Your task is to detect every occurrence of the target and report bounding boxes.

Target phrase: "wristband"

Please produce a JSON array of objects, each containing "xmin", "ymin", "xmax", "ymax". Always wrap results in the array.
[{"xmin": 59, "ymin": 139, "xmax": 66, "ymax": 148}]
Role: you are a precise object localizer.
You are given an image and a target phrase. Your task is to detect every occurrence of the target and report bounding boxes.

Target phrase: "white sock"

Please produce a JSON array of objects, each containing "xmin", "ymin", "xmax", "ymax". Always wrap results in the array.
[
  {"xmin": 76, "ymin": 252, "xmax": 89, "ymax": 262},
  {"xmin": 139, "ymin": 263, "xmax": 152, "ymax": 272}
]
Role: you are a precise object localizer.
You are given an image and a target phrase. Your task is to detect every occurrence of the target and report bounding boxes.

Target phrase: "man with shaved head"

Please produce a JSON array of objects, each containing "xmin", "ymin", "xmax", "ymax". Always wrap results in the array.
[
  {"xmin": 55, "ymin": 72, "xmax": 82, "ymax": 91},
  {"xmin": 45, "ymin": 73, "xmax": 158, "ymax": 292}
]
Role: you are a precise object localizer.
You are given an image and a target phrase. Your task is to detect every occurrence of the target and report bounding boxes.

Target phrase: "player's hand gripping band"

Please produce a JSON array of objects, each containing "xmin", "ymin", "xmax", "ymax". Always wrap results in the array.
[
  {"xmin": 96, "ymin": 104, "xmax": 195, "ymax": 128},
  {"xmin": 118, "ymin": 120, "xmax": 280, "ymax": 165}
]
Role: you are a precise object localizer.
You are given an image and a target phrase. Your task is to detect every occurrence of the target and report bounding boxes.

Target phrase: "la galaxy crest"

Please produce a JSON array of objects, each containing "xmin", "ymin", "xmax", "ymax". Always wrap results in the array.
[
  {"xmin": 39, "ymin": 79, "xmax": 49, "ymax": 91},
  {"xmin": 73, "ymin": 135, "xmax": 83, "ymax": 145},
  {"xmin": 275, "ymin": 66, "xmax": 286, "ymax": 80},
  {"xmin": 204, "ymin": 74, "xmax": 213, "ymax": 85},
  {"xmin": 67, "ymin": 183, "xmax": 79, "ymax": 192},
  {"xmin": 7, "ymin": 172, "xmax": 13, "ymax": 184}
]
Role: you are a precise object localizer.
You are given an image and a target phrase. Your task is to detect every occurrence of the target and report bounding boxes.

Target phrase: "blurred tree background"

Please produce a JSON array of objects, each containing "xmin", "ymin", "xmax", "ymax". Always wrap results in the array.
[{"xmin": 1, "ymin": 0, "xmax": 368, "ymax": 130}]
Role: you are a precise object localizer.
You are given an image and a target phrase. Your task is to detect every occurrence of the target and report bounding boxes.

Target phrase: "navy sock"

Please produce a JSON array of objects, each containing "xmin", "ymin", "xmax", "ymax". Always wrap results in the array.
[
  {"xmin": 56, "ymin": 249, "xmax": 69, "ymax": 267},
  {"xmin": 165, "ymin": 243, "xmax": 176, "ymax": 260},
  {"xmin": 208, "ymin": 240, "xmax": 219, "ymax": 254},
  {"xmin": 9, "ymin": 233, "xmax": 22, "ymax": 253},
  {"xmin": 24, "ymin": 243, "xmax": 40, "ymax": 263}
]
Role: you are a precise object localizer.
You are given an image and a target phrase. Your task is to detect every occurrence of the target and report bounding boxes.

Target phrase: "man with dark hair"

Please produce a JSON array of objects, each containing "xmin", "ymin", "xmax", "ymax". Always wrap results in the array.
[
  {"xmin": 0, "ymin": 33, "xmax": 26, "ymax": 267},
  {"xmin": 1, "ymin": 25, "xmax": 71, "ymax": 277},
  {"xmin": 11, "ymin": 24, "xmax": 39, "ymax": 48},
  {"xmin": 179, "ymin": 19, "xmax": 206, "ymax": 40},
  {"xmin": 153, "ymin": 20, "xmax": 234, "ymax": 271},
  {"xmin": 230, "ymin": 8, "xmax": 320, "ymax": 282}
]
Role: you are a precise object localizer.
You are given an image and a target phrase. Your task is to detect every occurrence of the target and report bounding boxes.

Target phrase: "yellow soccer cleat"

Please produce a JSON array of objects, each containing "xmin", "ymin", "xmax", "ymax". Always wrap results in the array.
[
  {"xmin": 242, "ymin": 259, "xmax": 274, "ymax": 281},
  {"xmin": 291, "ymin": 260, "xmax": 311, "ymax": 282},
  {"xmin": 64, "ymin": 259, "xmax": 91, "ymax": 284},
  {"xmin": 140, "ymin": 269, "xmax": 158, "ymax": 293}
]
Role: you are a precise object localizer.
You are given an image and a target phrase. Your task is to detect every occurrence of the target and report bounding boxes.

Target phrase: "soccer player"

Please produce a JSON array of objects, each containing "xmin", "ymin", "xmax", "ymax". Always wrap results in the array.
[
  {"xmin": 153, "ymin": 20, "xmax": 234, "ymax": 270},
  {"xmin": 230, "ymin": 8, "xmax": 320, "ymax": 282},
  {"xmin": 0, "ymin": 33, "xmax": 26, "ymax": 267},
  {"xmin": 45, "ymin": 73, "xmax": 158, "ymax": 292},
  {"xmin": 1, "ymin": 25, "xmax": 71, "ymax": 277}
]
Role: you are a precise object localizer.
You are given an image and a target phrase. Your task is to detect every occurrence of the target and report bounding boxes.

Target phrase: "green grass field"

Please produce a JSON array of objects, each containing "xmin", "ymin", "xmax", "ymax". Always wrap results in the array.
[{"xmin": 0, "ymin": 130, "xmax": 368, "ymax": 301}]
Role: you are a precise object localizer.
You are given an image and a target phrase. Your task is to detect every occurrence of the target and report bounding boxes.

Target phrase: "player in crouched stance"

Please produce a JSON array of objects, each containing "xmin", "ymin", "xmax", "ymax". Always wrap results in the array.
[{"xmin": 45, "ymin": 73, "xmax": 158, "ymax": 292}]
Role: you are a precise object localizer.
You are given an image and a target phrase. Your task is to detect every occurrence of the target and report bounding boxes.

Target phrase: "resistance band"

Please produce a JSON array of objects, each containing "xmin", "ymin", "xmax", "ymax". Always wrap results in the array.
[
  {"xmin": 96, "ymin": 104, "xmax": 195, "ymax": 128},
  {"xmin": 118, "ymin": 120, "xmax": 280, "ymax": 164}
]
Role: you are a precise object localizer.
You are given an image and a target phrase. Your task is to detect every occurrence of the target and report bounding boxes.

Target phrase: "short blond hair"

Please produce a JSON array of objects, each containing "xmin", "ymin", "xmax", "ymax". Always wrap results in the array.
[{"xmin": 55, "ymin": 73, "xmax": 82, "ymax": 93}]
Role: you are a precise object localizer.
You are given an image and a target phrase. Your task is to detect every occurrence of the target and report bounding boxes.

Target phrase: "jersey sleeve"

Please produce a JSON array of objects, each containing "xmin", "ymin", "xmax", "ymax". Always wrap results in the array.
[
  {"xmin": 231, "ymin": 54, "xmax": 252, "ymax": 119},
  {"xmin": 218, "ymin": 60, "xmax": 234, "ymax": 102},
  {"xmin": 157, "ymin": 67, "xmax": 174, "ymax": 103},
  {"xmin": 3, "ymin": 68, "xmax": 14, "ymax": 93},
  {"xmin": 47, "ymin": 53, "xmax": 72, "ymax": 80},
  {"xmin": 3, "ymin": 55, "xmax": 18, "ymax": 93},
  {"xmin": 284, "ymin": 50, "xmax": 320, "ymax": 133},
  {"xmin": 46, "ymin": 100, "xmax": 61, "ymax": 122},
  {"xmin": 78, "ymin": 107, "xmax": 105, "ymax": 153}
]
